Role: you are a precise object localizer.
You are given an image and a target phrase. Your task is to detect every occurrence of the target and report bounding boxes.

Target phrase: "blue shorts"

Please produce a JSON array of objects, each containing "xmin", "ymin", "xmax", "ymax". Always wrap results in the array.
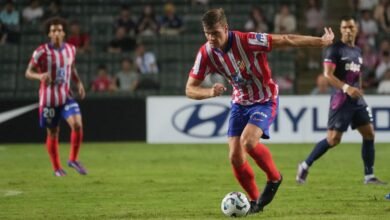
[
  {"xmin": 328, "ymin": 102, "xmax": 372, "ymax": 132},
  {"xmin": 228, "ymin": 98, "xmax": 278, "ymax": 139},
  {"xmin": 39, "ymin": 98, "xmax": 81, "ymax": 128}
]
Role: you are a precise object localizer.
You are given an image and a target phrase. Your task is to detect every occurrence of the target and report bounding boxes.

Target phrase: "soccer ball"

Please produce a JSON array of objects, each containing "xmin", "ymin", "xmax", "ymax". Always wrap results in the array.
[{"xmin": 221, "ymin": 192, "xmax": 250, "ymax": 217}]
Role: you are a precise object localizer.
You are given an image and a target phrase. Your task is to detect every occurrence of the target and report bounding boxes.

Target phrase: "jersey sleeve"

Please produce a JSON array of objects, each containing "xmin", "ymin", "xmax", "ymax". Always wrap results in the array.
[
  {"xmin": 189, "ymin": 48, "xmax": 211, "ymax": 81},
  {"xmin": 246, "ymin": 32, "xmax": 272, "ymax": 52},
  {"xmin": 323, "ymin": 45, "xmax": 338, "ymax": 66},
  {"xmin": 29, "ymin": 46, "xmax": 45, "ymax": 69}
]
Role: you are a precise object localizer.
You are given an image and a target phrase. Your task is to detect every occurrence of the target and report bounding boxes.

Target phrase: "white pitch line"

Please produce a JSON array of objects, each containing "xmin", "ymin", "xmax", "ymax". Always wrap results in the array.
[{"xmin": 3, "ymin": 190, "xmax": 23, "ymax": 197}]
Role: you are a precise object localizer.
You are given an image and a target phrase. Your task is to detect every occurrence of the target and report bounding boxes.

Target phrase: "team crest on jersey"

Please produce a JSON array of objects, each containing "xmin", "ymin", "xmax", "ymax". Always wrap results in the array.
[{"xmin": 237, "ymin": 60, "xmax": 246, "ymax": 72}]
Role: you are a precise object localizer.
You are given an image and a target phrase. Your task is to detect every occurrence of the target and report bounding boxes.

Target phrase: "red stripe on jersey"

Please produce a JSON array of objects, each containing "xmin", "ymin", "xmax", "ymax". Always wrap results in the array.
[
  {"xmin": 57, "ymin": 49, "xmax": 65, "ymax": 105},
  {"xmin": 231, "ymin": 38, "xmax": 260, "ymax": 101}
]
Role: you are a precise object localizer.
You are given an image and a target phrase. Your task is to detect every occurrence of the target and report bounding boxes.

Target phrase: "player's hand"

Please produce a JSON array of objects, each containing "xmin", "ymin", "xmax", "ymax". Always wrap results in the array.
[
  {"xmin": 346, "ymin": 86, "xmax": 363, "ymax": 99},
  {"xmin": 40, "ymin": 73, "xmax": 52, "ymax": 84},
  {"xmin": 210, "ymin": 83, "xmax": 226, "ymax": 97},
  {"xmin": 321, "ymin": 27, "xmax": 334, "ymax": 47},
  {"xmin": 77, "ymin": 82, "xmax": 86, "ymax": 100}
]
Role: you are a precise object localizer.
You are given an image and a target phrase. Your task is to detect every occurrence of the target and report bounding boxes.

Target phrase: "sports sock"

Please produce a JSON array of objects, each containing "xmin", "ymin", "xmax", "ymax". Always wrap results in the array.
[
  {"xmin": 69, "ymin": 130, "xmax": 83, "ymax": 161},
  {"xmin": 247, "ymin": 143, "xmax": 281, "ymax": 181},
  {"xmin": 362, "ymin": 139, "xmax": 375, "ymax": 175},
  {"xmin": 46, "ymin": 136, "xmax": 61, "ymax": 170},
  {"xmin": 232, "ymin": 161, "xmax": 259, "ymax": 201},
  {"xmin": 305, "ymin": 138, "xmax": 330, "ymax": 166}
]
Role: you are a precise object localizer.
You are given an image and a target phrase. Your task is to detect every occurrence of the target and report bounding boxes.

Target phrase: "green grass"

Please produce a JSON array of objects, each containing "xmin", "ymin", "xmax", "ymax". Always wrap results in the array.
[{"xmin": 0, "ymin": 143, "xmax": 389, "ymax": 220}]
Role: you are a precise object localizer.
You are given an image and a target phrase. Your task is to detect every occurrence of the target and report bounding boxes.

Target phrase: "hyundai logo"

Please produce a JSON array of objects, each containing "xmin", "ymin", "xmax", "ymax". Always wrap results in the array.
[{"xmin": 172, "ymin": 103, "xmax": 230, "ymax": 138}]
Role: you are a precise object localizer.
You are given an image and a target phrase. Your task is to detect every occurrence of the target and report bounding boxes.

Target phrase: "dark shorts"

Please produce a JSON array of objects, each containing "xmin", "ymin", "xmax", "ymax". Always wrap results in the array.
[
  {"xmin": 228, "ymin": 98, "xmax": 278, "ymax": 139},
  {"xmin": 328, "ymin": 103, "xmax": 372, "ymax": 132},
  {"xmin": 39, "ymin": 98, "xmax": 81, "ymax": 128}
]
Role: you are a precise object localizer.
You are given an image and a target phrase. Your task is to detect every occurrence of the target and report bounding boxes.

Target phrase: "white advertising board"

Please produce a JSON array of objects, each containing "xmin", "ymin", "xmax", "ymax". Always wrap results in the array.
[{"xmin": 147, "ymin": 96, "xmax": 390, "ymax": 143}]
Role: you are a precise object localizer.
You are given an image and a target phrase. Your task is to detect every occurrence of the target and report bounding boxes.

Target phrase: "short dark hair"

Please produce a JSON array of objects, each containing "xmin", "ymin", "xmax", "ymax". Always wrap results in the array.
[
  {"xmin": 202, "ymin": 8, "xmax": 227, "ymax": 29},
  {"xmin": 44, "ymin": 16, "xmax": 68, "ymax": 34},
  {"xmin": 340, "ymin": 15, "xmax": 356, "ymax": 22}
]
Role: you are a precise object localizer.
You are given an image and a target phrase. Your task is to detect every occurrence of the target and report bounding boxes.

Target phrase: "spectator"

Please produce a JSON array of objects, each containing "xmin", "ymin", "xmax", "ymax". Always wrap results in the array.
[
  {"xmin": 66, "ymin": 20, "xmax": 91, "ymax": 53},
  {"xmin": 135, "ymin": 44, "xmax": 159, "ymax": 74},
  {"xmin": 362, "ymin": 44, "xmax": 379, "ymax": 74},
  {"xmin": 311, "ymin": 74, "xmax": 333, "ymax": 95},
  {"xmin": 374, "ymin": 0, "xmax": 390, "ymax": 33},
  {"xmin": 159, "ymin": 2, "xmax": 183, "ymax": 35},
  {"xmin": 136, "ymin": 5, "xmax": 159, "ymax": 36},
  {"xmin": 244, "ymin": 6, "xmax": 269, "ymax": 33},
  {"xmin": 22, "ymin": 0, "xmax": 43, "ymax": 24},
  {"xmin": 0, "ymin": 21, "xmax": 8, "ymax": 45},
  {"xmin": 274, "ymin": 4, "xmax": 297, "ymax": 34},
  {"xmin": 350, "ymin": 0, "xmax": 379, "ymax": 12},
  {"xmin": 377, "ymin": 69, "xmax": 390, "ymax": 94},
  {"xmin": 0, "ymin": 0, "xmax": 19, "ymax": 28},
  {"xmin": 43, "ymin": 0, "xmax": 67, "ymax": 20},
  {"xmin": 376, "ymin": 50, "xmax": 390, "ymax": 80},
  {"xmin": 192, "ymin": 0, "xmax": 209, "ymax": 6},
  {"xmin": 305, "ymin": 0, "xmax": 324, "ymax": 36},
  {"xmin": 373, "ymin": 0, "xmax": 388, "ymax": 22},
  {"xmin": 357, "ymin": 10, "xmax": 378, "ymax": 47},
  {"xmin": 114, "ymin": 5, "xmax": 137, "ymax": 37},
  {"xmin": 113, "ymin": 58, "xmax": 139, "ymax": 92},
  {"xmin": 91, "ymin": 65, "xmax": 113, "ymax": 92},
  {"xmin": 107, "ymin": 26, "xmax": 136, "ymax": 53},
  {"xmin": 0, "ymin": 0, "xmax": 20, "ymax": 43}
]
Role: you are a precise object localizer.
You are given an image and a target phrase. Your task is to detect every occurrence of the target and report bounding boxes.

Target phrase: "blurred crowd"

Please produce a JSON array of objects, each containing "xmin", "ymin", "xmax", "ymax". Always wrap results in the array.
[{"xmin": 1, "ymin": 0, "xmax": 390, "ymax": 94}]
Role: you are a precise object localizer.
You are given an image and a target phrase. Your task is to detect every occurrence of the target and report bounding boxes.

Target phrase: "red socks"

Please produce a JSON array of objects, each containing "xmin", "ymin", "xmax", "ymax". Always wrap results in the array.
[
  {"xmin": 247, "ymin": 143, "xmax": 280, "ymax": 181},
  {"xmin": 69, "ymin": 130, "xmax": 83, "ymax": 161},
  {"xmin": 232, "ymin": 161, "xmax": 259, "ymax": 201},
  {"xmin": 46, "ymin": 136, "xmax": 61, "ymax": 170}
]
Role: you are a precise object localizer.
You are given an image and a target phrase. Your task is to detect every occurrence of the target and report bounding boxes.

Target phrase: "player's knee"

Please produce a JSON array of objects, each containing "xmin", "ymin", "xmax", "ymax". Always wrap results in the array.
[
  {"xmin": 229, "ymin": 151, "xmax": 245, "ymax": 167},
  {"xmin": 239, "ymin": 137, "xmax": 256, "ymax": 150},
  {"xmin": 362, "ymin": 131, "xmax": 375, "ymax": 140},
  {"xmin": 229, "ymin": 153, "xmax": 245, "ymax": 167},
  {"xmin": 71, "ymin": 122, "xmax": 82, "ymax": 131},
  {"xmin": 47, "ymin": 129, "xmax": 59, "ymax": 138},
  {"xmin": 327, "ymin": 137, "xmax": 341, "ymax": 147}
]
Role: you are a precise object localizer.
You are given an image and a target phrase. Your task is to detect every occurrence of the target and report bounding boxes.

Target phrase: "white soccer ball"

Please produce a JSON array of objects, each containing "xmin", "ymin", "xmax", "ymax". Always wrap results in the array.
[{"xmin": 221, "ymin": 192, "xmax": 250, "ymax": 217}]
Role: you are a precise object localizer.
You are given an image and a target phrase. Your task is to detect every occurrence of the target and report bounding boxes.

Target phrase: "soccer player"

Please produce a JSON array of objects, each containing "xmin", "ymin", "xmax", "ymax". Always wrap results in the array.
[
  {"xmin": 25, "ymin": 17, "xmax": 87, "ymax": 176},
  {"xmin": 296, "ymin": 16, "xmax": 386, "ymax": 185},
  {"xmin": 185, "ymin": 8, "xmax": 334, "ymax": 214}
]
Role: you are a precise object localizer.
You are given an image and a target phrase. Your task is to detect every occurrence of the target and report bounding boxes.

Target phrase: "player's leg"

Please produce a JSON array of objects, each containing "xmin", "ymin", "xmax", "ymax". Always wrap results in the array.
[
  {"xmin": 297, "ymin": 104, "xmax": 350, "ymax": 184},
  {"xmin": 241, "ymin": 123, "xmax": 282, "ymax": 212},
  {"xmin": 40, "ymin": 106, "xmax": 65, "ymax": 176},
  {"xmin": 228, "ymin": 136, "xmax": 259, "ymax": 201},
  {"xmin": 227, "ymin": 104, "xmax": 259, "ymax": 202},
  {"xmin": 46, "ymin": 126, "xmax": 66, "ymax": 176},
  {"xmin": 352, "ymin": 106, "xmax": 385, "ymax": 184},
  {"xmin": 62, "ymin": 99, "xmax": 87, "ymax": 175},
  {"xmin": 297, "ymin": 129, "xmax": 343, "ymax": 183},
  {"xmin": 241, "ymin": 100, "xmax": 282, "ymax": 212}
]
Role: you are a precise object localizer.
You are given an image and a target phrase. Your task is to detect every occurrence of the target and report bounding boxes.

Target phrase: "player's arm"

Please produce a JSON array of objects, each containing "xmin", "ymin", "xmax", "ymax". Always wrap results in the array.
[
  {"xmin": 272, "ymin": 27, "xmax": 334, "ymax": 49},
  {"xmin": 185, "ymin": 77, "xmax": 226, "ymax": 100},
  {"xmin": 25, "ymin": 63, "xmax": 51, "ymax": 83},
  {"xmin": 323, "ymin": 63, "xmax": 363, "ymax": 99},
  {"xmin": 71, "ymin": 63, "xmax": 86, "ymax": 99}
]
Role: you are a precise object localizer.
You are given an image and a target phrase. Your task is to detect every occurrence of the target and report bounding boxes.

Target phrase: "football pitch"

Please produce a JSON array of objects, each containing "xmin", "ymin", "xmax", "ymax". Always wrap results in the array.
[{"xmin": 0, "ymin": 143, "xmax": 389, "ymax": 220}]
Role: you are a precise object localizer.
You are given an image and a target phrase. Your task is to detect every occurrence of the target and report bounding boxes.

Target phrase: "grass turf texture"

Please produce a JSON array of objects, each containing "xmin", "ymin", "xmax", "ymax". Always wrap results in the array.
[{"xmin": 0, "ymin": 143, "xmax": 389, "ymax": 220}]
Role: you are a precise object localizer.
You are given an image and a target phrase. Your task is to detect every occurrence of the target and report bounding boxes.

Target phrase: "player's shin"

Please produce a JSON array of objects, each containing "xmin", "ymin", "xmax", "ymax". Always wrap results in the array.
[
  {"xmin": 232, "ymin": 161, "xmax": 259, "ymax": 201},
  {"xmin": 46, "ymin": 136, "xmax": 61, "ymax": 170},
  {"xmin": 247, "ymin": 143, "xmax": 281, "ymax": 181},
  {"xmin": 69, "ymin": 130, "xmax": 83, "ymax": 161}
]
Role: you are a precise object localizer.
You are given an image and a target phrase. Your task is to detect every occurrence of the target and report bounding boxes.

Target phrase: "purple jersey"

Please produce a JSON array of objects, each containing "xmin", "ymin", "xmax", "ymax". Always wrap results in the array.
[{"xmin": 323, "ymin": 41, "xmax": 367, "ymax": 109}]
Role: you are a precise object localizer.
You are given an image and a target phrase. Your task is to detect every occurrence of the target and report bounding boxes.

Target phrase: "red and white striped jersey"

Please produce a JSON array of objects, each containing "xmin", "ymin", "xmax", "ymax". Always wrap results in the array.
[
  {"xmin": 189, "ymin": 31, "xmax": 279, "ymax": 105},
  {"xmin": 29, "ymin": 43, "xmax": 76, "ymax": 107}
]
